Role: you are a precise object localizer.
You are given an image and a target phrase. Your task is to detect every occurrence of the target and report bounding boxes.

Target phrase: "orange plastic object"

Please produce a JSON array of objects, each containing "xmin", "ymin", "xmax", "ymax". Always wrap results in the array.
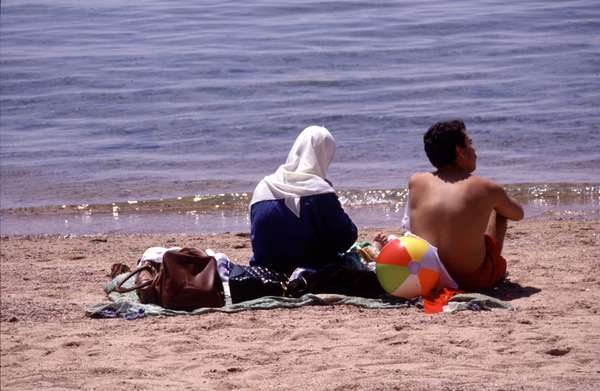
[
  {"xmin": 417, "ymin": 268, "xmax": 439, "ymax": 296},
  {"xmin": 423, "ymin": 288, "xmax": 463, "ymax": 314}
]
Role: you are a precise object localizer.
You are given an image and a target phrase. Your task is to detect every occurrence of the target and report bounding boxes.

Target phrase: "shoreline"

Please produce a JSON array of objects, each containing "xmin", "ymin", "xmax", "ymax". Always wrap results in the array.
[
  {"xmin": 2, "ymin": 182, "xmax": 598, "ymax": 214},
  {"xmin": 1, "ymin": 205, "xmax": 598, "ymax": 237},
  {"xmin": 1, "ymin": 218, "xmax": 599, "ymax": 390},
  {"xmin": 1, "ymin": 182, "xmax": 598, "ymax": 236}
]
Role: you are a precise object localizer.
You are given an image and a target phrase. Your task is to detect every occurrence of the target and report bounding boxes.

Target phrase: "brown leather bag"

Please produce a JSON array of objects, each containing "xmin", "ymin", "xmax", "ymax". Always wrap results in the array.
[
  {"xmin": 134, "ymin": 261, "xmax": 161, "ymax": 304},
  {"xmin": 115, "ymin": 247, "xmax": 225, "ymax": 310}
]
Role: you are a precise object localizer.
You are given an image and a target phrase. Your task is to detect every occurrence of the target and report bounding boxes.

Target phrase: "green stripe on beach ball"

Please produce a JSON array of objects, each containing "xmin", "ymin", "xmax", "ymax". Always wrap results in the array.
[{"xmin": 376, "ymin": 264, "xmax": 410, "ymax": 294}]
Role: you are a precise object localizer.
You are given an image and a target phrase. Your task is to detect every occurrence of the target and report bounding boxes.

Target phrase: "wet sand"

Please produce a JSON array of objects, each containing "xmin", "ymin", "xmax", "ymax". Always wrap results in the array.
[{"xmin": 1, "ymin": 219, "xmax": 599, "ymax": 390}]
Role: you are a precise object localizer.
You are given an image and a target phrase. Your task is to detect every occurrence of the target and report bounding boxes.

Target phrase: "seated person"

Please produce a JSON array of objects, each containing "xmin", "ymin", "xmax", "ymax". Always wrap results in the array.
[
  {"xmin": 249, "ymin": 126, "xmax": 357, "ymax": 275},
  {"xmin": 378, "ymin": 119, "xmax": 523, "ymax": 291}
]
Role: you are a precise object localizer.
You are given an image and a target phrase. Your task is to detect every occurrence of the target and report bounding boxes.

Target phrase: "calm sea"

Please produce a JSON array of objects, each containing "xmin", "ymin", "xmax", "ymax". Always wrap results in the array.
[{"xmin": 1, "ymin": 0, "xmax": 599, "ymax": 234}]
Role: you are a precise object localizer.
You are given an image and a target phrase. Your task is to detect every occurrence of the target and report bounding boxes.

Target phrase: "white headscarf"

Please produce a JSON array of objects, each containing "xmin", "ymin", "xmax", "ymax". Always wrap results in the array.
[{"xmin": 250, "ymin": 125, "xmax": 336, "ymax": 217}]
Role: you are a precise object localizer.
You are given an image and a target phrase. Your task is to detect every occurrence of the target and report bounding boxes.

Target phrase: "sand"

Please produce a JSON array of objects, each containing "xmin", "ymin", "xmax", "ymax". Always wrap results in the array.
[{"xmin": 1, "ymin": 219, "xmax": 599, "ymax": 390}]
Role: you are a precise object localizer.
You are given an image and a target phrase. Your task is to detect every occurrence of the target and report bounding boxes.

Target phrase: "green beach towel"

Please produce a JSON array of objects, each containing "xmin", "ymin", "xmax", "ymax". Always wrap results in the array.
[{"xmin": 86, "ymin": 273, "xmax": 511, "ymax": 319}]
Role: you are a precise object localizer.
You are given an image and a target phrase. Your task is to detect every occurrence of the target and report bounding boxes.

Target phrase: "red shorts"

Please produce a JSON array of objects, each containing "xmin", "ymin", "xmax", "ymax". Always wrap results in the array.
[{"xmin": 456, "ymin": 235, "xmax": 507, "ymax": 292}]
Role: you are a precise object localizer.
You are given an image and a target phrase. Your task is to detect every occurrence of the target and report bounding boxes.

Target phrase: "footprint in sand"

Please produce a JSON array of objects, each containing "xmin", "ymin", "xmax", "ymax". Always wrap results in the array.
[{"xmin": 545, "ymin": 347, "xmax": 571, "ymax": 356}]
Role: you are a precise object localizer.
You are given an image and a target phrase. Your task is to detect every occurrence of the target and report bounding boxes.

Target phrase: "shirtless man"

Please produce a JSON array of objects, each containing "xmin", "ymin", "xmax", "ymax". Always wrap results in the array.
[{"xmin": 380, "ymin": 119, "xmax": 524, "ymax": 291}]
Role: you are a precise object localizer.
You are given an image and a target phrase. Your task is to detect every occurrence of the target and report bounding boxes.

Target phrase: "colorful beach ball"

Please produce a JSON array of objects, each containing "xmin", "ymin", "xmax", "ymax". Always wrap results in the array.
[{"xmin": 376, "ymin": 235, "xmax": 441, "ymax": 298}]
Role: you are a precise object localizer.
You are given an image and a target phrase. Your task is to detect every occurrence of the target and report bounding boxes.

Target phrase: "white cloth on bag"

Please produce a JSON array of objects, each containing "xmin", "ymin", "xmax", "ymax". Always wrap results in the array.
[
  {"xmin": 205, "ymin": 249, "xmax": 235, "ymax": 283},
  {"xmin": 137, "ymin": 246, "xmax": 181, "ymax": 266},
  {"xmin": 250, "ymin": 125, "xmax": 336, "ymax": 218},
  {"xmin": 206, "ymin": 249, "xmax": 235, "ymax": 306}
]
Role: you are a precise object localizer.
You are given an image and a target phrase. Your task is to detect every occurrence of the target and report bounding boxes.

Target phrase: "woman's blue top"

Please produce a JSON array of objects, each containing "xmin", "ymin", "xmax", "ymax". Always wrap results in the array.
[{"xmin": 250, "ymin": 193, "xmax": 357, "ymax": 275}]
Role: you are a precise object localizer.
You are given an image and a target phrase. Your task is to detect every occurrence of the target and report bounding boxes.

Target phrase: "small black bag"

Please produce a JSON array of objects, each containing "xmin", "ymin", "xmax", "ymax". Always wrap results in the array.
[
  {"xmin": 285, "ymin": 263, "xmax": 386, "ymax": 299},
  {"xmin": 228, "ymin": 265, "xmax": 289, "ymax": 304}
]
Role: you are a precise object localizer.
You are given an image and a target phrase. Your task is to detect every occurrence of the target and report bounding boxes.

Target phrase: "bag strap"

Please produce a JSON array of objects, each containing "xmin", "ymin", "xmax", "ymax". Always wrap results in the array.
[{"xmin": 112, "ymin": 265, "xmax": 156, "ymax": 293}]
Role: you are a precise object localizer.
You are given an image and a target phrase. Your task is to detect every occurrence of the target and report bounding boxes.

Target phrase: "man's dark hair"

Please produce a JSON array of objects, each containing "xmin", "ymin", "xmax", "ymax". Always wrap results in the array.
[{"xmin": 423, "ymin": 119, "xmax": 467, "ymax": 168}]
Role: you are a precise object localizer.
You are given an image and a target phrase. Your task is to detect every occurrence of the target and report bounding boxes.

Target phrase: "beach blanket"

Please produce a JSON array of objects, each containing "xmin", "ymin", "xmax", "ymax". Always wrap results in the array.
[
  {"xmin": 443, "ymin": 293, "xmax": 513, "ymax": 313},
  {"xmin": 86, "ymin": 274, "xmax": 512, "ymax": 319}
]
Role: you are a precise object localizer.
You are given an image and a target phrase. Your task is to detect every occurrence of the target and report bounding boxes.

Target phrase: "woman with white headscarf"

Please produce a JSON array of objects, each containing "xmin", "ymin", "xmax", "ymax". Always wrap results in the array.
[{"xmin": 249, "ymin": 126, "xmax": 357, "ymax": 275}]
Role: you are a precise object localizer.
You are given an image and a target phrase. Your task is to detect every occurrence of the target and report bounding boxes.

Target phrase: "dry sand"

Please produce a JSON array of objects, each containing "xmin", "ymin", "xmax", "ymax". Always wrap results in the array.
[{"xmin": 1, "ymin": 219, "xmax": 599, "ymax": 390}]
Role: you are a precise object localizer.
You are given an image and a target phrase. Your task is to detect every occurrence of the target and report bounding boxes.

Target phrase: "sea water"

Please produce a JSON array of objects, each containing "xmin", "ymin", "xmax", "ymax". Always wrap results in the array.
[{"xmin": 1, "ymin": 0, "xmax": 599, "ymax": 234}]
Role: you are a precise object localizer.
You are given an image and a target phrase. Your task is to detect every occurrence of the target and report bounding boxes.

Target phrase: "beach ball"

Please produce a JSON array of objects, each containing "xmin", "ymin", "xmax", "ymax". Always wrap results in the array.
[{"xmin": 376, "ymin": 235, "xmax": 441, "ymax": 298}]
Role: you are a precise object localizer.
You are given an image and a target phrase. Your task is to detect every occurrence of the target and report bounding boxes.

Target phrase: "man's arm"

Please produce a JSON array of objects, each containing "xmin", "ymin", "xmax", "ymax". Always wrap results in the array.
[{"xmin": 490, "ymin": 183, "xmax": 524, "ymax": 221}]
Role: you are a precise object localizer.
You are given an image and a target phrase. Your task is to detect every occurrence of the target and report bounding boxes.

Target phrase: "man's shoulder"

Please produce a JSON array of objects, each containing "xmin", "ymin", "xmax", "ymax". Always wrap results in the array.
[
  {"xmin": 463, "ymin": 175, "xmax": 506, "ymax": 200},
  {"xmin": 466, "ymin": 174, "xmax": 501, "ymax": 189},
  {"xmin": 408, "ymin": 172, "xmax": 434, "ymax": 185}
]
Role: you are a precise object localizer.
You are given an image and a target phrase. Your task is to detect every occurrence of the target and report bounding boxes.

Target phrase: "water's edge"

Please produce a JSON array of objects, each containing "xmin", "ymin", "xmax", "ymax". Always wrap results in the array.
[{"xmin": 1, "ymin": 183, "xmax": 598, "ymax": 235}]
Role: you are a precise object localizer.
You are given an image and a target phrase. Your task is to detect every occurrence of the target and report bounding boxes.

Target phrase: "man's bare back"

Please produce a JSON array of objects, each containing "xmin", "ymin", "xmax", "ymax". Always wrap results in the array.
[
  {"xmin": 399, "ymin": 119, "xmax": 523, "ymax": 290},
  {"xmin": 408, "ymin": 169, "xmax": 522, "ymax": 282}
]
